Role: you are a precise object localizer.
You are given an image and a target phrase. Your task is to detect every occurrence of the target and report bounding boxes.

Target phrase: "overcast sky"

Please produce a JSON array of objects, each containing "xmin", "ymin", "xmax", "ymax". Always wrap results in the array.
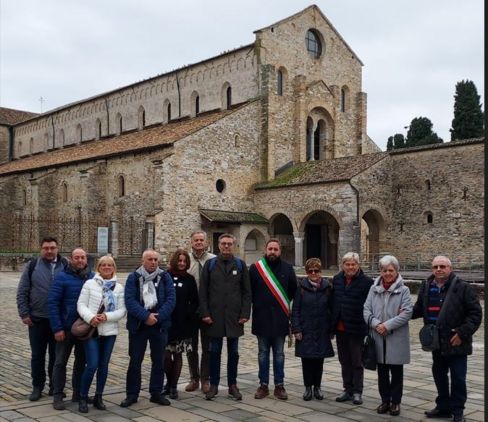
[{"xmin": 0, "ymin": 0, "xmax": 483, "ymax": 150}]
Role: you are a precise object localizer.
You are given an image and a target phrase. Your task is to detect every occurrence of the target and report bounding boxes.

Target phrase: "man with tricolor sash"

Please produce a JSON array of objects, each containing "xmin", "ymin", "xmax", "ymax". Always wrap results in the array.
[{"xmin": 249, "ymin": 239, "xmax": 297, "ymax": 400}]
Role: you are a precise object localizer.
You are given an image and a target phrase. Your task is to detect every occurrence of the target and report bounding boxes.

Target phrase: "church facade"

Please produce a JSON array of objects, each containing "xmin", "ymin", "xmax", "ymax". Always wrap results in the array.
[{"xmin": 0, "ymin": 6, "xmax": 483, "ymax": 269}]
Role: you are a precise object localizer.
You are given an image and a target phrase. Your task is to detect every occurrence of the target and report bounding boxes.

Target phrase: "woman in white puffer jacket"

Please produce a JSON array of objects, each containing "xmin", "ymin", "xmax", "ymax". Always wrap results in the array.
[{"xmin": 76, "ymin": 255, "xmax": 125, "ymax": 413}]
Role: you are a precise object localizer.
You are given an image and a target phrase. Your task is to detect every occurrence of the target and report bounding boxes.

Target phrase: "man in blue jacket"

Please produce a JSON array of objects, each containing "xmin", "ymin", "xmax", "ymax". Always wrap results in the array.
[
  {"xmin": 16, "ymin": 236, "xmax": 67, "ymax": 401},
  {"xmin": 48, "ymin": 248, "xmax": 93, "ymax": 410},
  {"xmin": 120, "ymin": 249, "xmax": 176, "ymax": 407}
]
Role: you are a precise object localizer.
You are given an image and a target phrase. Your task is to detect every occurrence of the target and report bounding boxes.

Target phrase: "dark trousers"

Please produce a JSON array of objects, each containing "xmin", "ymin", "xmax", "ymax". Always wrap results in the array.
[
  {"xmin": 80, "ymin": 335, "xmax": 116, "ymax": 397},
  {"xmin": 28, "ymin": 317, "xmax": 56, "ymax": 389},
  {"xmin": 432, "ymin": 351, "xmax": 467, "ymax": 416},
  {"xmin": 336, "ymin": 332, "xmax": 364, "ymax": 394},
  {"xmin": 209, "ymin": 337, "xmax": 239, "ymax": 387},
  {"xmin": 52, "ymin": 331, "xmax": 86, "ymax": 396},
  {"xmin": 377, "ymin": 363, "xmax": 403, "ymax": 404},
  {"xmin": 301, "ymin": 358, "xmax": 324, "ymax": 387},
  {"xmin": 187, "ymin": 326, "xmax": 210, "ymax": 382},
  {"xmin": 126, "ymin": 326, "xmax": 168, "ymax": 398}
]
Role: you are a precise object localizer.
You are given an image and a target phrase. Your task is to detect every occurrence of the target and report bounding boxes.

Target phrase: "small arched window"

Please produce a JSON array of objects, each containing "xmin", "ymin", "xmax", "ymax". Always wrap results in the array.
[
  {"xmin": 425, "ymin": 179, "xmax": 431, "ymax": 190},
  {"xmin": 62, "ymin": 182, "xmax": 68, "ymax": 203},
  {"xmin": 277, "ymin": 70, "xmax": 284, "ymax": 96},
  {"xmin": 426, "ymin": 212, "xmax": 433, "ymax": 224},
  {"xmin": 29, "ymin": 138, "xmax": 34, "ymax": 154},
  {"xmin": 23, "ymin": 189, "xmax": 27, "ymax": 205},
  {"xmin": 341, "ymin": 88, "xmax": 346, "ymax": 112},
  {"xmin": 226, "ymin": 86, "xmax": 232, "ymax": 109},
  {"xmin": 95, "ymin": 119, "xmax": 102, "ymax": 140},
  {"xmin": 116, "ymin": 114, "xmax": 123, "ymax": 135},
  {"xmin": 138, "ymin": 106, "xmax": 145, "ymax": 130},
  {"xmin": 195, "ymin": 96, "xmax": 200, "ymax": 115},
  {"xmin": 59, "ymin": 129, "xmax": 65, "ymax": 146},
  {"xmin": 167, "ymin": 103, "xmax": 172, "ymax": 121},
  {"xmin": 76, "ymin": 124, "xmax": 82, "ymax": 143},
  {"xmin": 118, "ymin": 175, "xmax": 125, "ymax": 197}
]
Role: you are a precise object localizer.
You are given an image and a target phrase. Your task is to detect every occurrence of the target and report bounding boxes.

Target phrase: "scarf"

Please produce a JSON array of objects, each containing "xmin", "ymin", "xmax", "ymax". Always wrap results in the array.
[
  {"xmin": 136, "ymin": 266, "xmax": 161, "ymax": 310},
  {"xmin": 307, "ymin": 278, "xmax": 320, "ymax": 290},
  {"xmin": 94, "ymin": 274, "xmax": 117, "ymax": 312}
]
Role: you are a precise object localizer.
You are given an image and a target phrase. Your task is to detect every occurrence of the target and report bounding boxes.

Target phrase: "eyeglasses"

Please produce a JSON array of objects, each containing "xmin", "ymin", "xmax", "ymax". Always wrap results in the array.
[
  {"xmin": 307, "ymin": 269, "xmax": 320, "ymax": 274},
  {"xmin": 432, "ymin": 265, "xmax": 447, "ymax": 269}
]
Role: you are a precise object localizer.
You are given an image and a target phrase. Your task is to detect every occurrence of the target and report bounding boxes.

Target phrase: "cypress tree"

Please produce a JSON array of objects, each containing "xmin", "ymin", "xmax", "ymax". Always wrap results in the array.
[{"xmin": 450, "ymin": 80, "xmax": 484, "ymax": 140}]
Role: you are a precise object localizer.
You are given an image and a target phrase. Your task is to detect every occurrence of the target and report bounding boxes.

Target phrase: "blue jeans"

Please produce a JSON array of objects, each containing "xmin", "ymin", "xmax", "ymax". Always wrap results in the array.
[
  {"xmin": 209, "ymin": 337, "xmax": 239, "ymax": 387},
  {"xmin": 28, "ymin": 317, "xmax": 56, "ymax": 389},
  {"xmin": 257, "ymin": 335, "xmax": 285, "ymax": 385},
  {"xmin": 79, "ymin": 335, "xmax": 116, "ymax": 397},
  {"xmin": 432, "ymin": 351, "xmax": 467, "ymax": 416},
  {"xmin": 126, "ymin": 326, "xmax": 168, "ymax": 398}
]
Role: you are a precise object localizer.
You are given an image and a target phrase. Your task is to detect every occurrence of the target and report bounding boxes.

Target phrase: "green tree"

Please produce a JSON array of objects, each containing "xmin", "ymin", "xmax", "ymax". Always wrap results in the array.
[
  {"xmin": 450, "ymin": 80, "xmax": 484, "ymax": 140},
  {"xmin": 386, "ymin": 137, "xmax": 393, "ymax": 151},
  {"xmin": 405, "ymin": 117, "xmax": 442, "ymax": 147},
  {"xmin": 386, "ymin": 133, "xmax": 405, "ymax": 151}
]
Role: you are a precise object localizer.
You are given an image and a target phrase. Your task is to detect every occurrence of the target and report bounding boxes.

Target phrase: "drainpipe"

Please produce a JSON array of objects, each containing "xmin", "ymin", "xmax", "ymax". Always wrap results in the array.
[{"xmin": 348, "ymin": 179, "xmax": 361, "ymax": 252}]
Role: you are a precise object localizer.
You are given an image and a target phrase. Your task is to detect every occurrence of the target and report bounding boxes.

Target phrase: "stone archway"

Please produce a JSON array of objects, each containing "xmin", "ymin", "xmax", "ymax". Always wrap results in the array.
[
  {"xmin": 302, "ymin": 211, "xmax": 339, "ymax": 269},
  {"xmin": 361, "ymin": 209, "xmax": 385, "ymax": 268},
  {"xmin": 270, "ymin": 213, "xmax": 295, "ymax": 265}
]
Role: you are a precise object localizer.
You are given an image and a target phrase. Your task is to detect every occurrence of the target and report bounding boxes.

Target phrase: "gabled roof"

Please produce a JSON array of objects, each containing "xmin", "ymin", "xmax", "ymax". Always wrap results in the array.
[
  {"xmin": 254, "ymin": 5, "xmax": 363, "ymax": 65},
  {"xmin": 0, "ymin": 107, "xmax": 38, "ymax": 126},
  {"xmin": 200, "ymin": 209, "xmax": 268, "ymax": 224},
  {"xmin": 255, "ymin": 153, "xmax": 387, "ymax": 190},
  {"xmin": 0, "ymin": 107, "xmax": 241, "ymax": 176}
]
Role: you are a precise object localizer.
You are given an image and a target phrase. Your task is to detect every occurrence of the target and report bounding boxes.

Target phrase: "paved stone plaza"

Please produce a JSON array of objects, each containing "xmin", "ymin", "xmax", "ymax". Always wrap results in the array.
[{"xmin": 0, "ymin": 272, "xmax": 484, "ymax": 421}]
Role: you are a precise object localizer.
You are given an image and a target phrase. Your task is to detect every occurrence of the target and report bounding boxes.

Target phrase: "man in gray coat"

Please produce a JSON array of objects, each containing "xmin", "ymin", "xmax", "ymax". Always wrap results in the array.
[
  {"xmin": 16, "ymin": 237, "xmax": 67, "ymax": 401},
  {"xmin": 186, "ymin": 230, "xmax": 215, "ymax": 394},
  {"xmin": 199, "ymin": 233, "xmax": 251, "ymax": 401}
]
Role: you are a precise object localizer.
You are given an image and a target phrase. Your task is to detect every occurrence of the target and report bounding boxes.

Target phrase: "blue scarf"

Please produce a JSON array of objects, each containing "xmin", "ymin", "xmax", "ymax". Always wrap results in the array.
[{"xmin": 94, "ymin": 274, "xmax": 117, "ymax": 312}]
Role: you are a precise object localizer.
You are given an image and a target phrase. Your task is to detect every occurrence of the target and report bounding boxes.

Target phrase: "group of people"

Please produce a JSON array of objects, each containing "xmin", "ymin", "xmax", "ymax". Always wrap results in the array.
[{"xmin": 16, "ymin": 234, "xmax": 481, "ymax": 422}]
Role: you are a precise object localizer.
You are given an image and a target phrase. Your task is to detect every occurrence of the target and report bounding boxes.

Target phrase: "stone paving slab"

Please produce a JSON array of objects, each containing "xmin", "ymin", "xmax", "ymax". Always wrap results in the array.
[{"xmin": 0, "ymin": 271, "xmax": 484, "ymax": 421}]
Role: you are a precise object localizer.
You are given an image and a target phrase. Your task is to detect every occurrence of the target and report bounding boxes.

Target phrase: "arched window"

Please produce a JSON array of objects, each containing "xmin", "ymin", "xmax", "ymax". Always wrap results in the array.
[
  {"xmin": 426, "ymin": 212, "xmax": 433, "ymax": 224},
  {"xmin": 62, "ymin": 182, "xmax": 68, "ymax": 203},
  {"xmin": 115, "ymin": 113, "xmax": 123, "ymax": 135},
  {"xmin": 277, "ymin": 70, "xmax": 284, "ymax": 96},
  {"xmin": 341, "ymin": 88, "xmax": 346, "ymax": 112},
  {"xmin": 226, "ymin": 86, "xmax": 232, "ymax": 109},
  {"xmin": 76, "ymin": 124, "xmax": 82, "ymax": 143},
  {"xmin": 23, "ymin": 189, "xmax": 27, "ymax": 205},
  {"xmin": 305, "ymin": 29, "xmax": 323, "ymax": 59},
  {"xmin": 425, "ymin": 179, "xmax": 431, "ymax": 190},
  {"xmin": 118, "ymin": 175, "xmax": 125, "ymax": 197},
  {"xmin": 167, "ymin": 103, "xmax": 172, "ymax": 121},
  {"xmin": 138, "ymin": 106, "xmax": 145, "ymax": 130},
  {"xmin": 195, "ymin": 95, "xmax": 200, "ymax": 115},
  {"xmin": 95, "ymin": 119, "xmax": 102, "ymax": 140}
]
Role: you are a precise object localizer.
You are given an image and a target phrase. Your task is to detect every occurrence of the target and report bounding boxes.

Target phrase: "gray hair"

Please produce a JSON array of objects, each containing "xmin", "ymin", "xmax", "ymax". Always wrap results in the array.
[
  {"xmin": 432, "ymin": 255, "xmax": 452, "ymax": 267},
  {"xmin": 378, "ymin": 255, "xmax": 400, "ymax": 272},
  {"xmin": 342, "ymin": 252, "xmax": 360, "ymax": 265},
  {"xmin": 218, "ymin": 233, "xmax": 236, "ymax": 243},
  {"xmin": 191, "ymin": 230, "xmax": 207, "ymax": 240}
]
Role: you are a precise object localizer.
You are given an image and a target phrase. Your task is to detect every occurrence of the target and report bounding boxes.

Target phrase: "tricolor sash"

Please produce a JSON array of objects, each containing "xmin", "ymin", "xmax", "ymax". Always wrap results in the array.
[{"xmin": 255, "ymin": 258, "xmax": 290, "ymax": 318}]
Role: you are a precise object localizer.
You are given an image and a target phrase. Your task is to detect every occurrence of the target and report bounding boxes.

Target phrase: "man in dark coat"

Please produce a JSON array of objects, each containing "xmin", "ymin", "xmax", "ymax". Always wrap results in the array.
[
  {"xmin": 120, "ymin": 249, "xmax": 176, "ymax": 408},
  {"xmin": 17, "ymin": 236, "xmax": 67, "ymax": 401},
  {"xmin": 249, "ymin": 238, "xmax": 297, "ymax": 400},
  {"xmin": 199, "ymin": 233, "xmax": 251, "ymax": 401},
  {"xmin": 413, "ymin": 256, "xmax": 481, "ymax": 422},
  {"xmin": 331, "ymin": 252, "xmax": 373, "ymax": 405},
  {"xmin": 48, "ymin": 248, "xmax": 94, "ymax": 410}
]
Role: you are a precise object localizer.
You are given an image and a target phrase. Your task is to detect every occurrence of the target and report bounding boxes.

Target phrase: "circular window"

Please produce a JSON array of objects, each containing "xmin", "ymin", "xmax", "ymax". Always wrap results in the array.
[
  {"xmin": 305, "ymin": 29, "xmax": 322, "ymax": 59},
  {"xmin": 216, "ymin": 179, "xmax": 226, "ymax": 193}
]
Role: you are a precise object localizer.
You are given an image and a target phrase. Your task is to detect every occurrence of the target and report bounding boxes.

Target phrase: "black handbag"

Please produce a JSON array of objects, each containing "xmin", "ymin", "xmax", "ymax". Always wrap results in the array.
[
  {"xmin": 362, "ymin": 315, "xmax": 377, "ymax": 370},
  {"xmin": 419, "ymin": 323, "xmax": 439, "ymax": 352}
]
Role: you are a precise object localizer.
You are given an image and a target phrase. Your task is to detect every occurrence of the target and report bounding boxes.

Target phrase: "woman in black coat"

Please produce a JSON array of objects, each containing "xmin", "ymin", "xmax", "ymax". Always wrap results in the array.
[
  {"xmin": 164, "ymin": 249, "xmax": 199, "ymax": 399},
  {"xmin": 291, "ymin": 258, "xmax": 334, "ymax": 401}
]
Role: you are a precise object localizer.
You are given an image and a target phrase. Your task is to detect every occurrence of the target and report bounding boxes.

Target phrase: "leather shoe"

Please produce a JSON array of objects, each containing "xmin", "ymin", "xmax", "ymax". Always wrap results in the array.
[
  {"xmin": 120, "ymin": 396, "xmax": 138, "ymax": 407},
  {"xmin": 185, "ymin": 379, "xmax": 199, "ymax": 392},
  {"xmin": 313, "ymin": 386, "xmax": 323, "ymax": 400},
  {"xmin": 336, "ymin": 391, "xmax": 352, "ymax": 402},
  {"xmin": 52, "ymin": 395, "xmax": 65, "ymax": 411},
  {"xmin": 169, "ymin": 388, "xmax": 178, "ymax": 400},
  {"xmin": 452, "ymin": 415, "xmax": 465, "ymax": 422},
  {"xmin": 389, "ymin": 403, "xmax": 400, "ymax": 416},
  {"xmin": 78, "ymin": 398, "xmax": 88, "ymax": 413},
  {"xmin": 29, "ymin": 386, "xmax": 42, "ymax": 401},
  {"xmin": 254, "ymin": 384, "xmax": 269, "ymax": 399},
  {"xmin": 205, "ymin": 384, "xmax": 218, "ymax": 400},
  {"xmin": 150, "ymin": 393, "xmax": 171, "ymax": 405},
  {"xmin": 425, "ymin": 408, "xmax": 453, "ymax": 418},
  {"xmin": 201, "ymin": 381, "xmax": 211, "ymax": 394},
  {"xmin": 303, "ymin": 386, "xmax": 312, "ymax": 401},
  {"xmin": 352, "ymin": 393, "xmax": 363, "ymax": 405},
  {"xmin": 377, "ymin": 402, "xmax": 390, "ymax": 414},
  {"xmin": 228, "ymin": 384, "xmax": 242, "ymax": 400},
  {"xmin": 273, "ymin": 384, "xmax": 288, "ymax": 400}
]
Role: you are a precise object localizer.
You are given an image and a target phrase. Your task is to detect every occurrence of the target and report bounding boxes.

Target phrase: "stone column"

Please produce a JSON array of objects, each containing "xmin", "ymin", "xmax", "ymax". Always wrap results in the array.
[
  {"xmin": 293, "ymin": 231, "xmax": 304, "ymax": 267},
  {"xmin": 110, "ymin": 220, "xmax": 119, "ymax": 258}
]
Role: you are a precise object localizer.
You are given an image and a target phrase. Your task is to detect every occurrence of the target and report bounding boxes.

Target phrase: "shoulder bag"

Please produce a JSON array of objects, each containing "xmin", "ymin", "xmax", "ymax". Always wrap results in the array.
[
  {"xmin": 71, "ymin": 300, "xmax": 105, "ymax": 341},
  {"xmin": 361, "ymin": 314, "xmax": 377, "ymax": 370}
]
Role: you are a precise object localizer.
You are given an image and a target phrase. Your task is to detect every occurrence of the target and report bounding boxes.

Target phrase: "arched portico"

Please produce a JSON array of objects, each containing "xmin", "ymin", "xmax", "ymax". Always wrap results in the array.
[{"xmin": 270, "ymin": 213, "xmax": 295, "ymax": 264}]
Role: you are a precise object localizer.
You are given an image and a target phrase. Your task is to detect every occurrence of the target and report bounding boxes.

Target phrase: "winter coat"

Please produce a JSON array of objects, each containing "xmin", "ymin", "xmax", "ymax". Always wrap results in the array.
[
  {"xmin": 199, "ymin": 254, "xmax": 251, "ymax": 338},
  {"xmin": 77, "ymin": 274, "xmax": 126, "ymax": 337},
  {"xmin": 291, "ymin": 278, "xmax": 334, "ymax": 359},
  {"xmin": 331, "ymin": 269, "xmax": 373, "ymax": 336},
  {"xmin": 412, "ymin": 273, "xmax": 482, "ymax": 356},
  {"xmin": 48, "ymin": 265, "xmax": 94, "ymax": 333},
  {"xmin": 124, "ymin": 268, "xmax": 176, "ymax": 334},
  {"xmin": 189, "ymin": 251, "xmax": 216, "ymax": 287},
  {"xmin": 17, "ymin": 255, "xmax": 67, "ymax": 319},
  {"xmin": 363, "ymin": 275, "xmax": 412, "ymax": 365},
  {"xmin": 168, "ymin": 271, "xmax": 199, "ymax": 342},
  {"xmin": 250, "ymin": 257, "xmax": 297, "ymax": 337}
]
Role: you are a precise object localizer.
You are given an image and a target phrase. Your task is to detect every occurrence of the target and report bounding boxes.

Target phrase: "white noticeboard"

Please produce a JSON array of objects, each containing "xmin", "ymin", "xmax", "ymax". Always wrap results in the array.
[{"xmin": 97, "ymin": 227, "xmax": 109, "ymax": 254}]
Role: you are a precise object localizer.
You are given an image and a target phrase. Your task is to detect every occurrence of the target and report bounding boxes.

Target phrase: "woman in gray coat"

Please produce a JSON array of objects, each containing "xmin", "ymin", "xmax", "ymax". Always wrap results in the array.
[{"xmin": 363, "ymin": 255, "xmax": 412, "ymax": 417}]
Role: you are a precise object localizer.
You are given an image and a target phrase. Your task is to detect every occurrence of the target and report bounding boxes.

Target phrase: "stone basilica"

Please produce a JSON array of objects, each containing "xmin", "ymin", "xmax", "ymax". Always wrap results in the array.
[{"xmin": 0, "ymin": 5, "xmax": 483, "ymax": 268}]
